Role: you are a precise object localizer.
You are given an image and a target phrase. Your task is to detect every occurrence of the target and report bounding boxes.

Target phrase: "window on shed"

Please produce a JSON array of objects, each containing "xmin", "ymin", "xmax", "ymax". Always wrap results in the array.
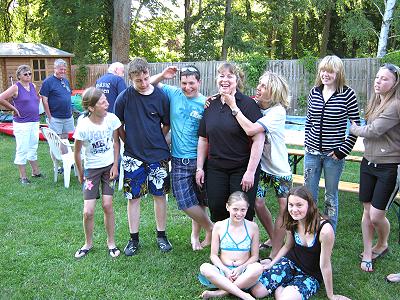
[{"xmin": 32, "ymin": 59, "xmax": 46, "ymax": 81}]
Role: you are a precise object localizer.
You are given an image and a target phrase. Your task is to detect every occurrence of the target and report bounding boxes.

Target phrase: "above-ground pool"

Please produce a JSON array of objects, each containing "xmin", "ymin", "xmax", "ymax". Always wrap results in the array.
[{"xmin": 285, "ymin": 115, "xmax": 366, "ymax": 134}]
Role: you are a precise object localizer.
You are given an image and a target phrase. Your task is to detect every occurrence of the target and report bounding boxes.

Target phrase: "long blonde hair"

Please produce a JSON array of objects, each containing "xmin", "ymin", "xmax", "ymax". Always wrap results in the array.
[
  {"xmin": 259, "ymin": 71, "xmax": 290, "ymax": 109},
  {"xmin": 314, "ymin": 55, "xmax": 346, "ymax": 93},
  {"xmin": 365, "ymin": 64, "xmax": 400, "ymax": 121}
]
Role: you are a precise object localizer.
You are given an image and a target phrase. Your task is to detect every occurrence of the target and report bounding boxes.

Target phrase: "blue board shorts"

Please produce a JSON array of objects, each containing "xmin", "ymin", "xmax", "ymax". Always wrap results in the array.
[{"xmin": 122, "ymin": 155, "xmax": 170, "ymax": 199}]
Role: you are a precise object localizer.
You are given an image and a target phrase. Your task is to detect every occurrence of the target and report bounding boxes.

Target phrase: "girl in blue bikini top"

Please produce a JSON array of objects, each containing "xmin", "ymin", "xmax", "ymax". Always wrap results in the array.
[
  {"xmin": 198, "ymin": 191, "xmax": 263, "ymax": 300},
  {"xmin": 219, "ymin": 219, "xmax": 252, "ymax": 252}
]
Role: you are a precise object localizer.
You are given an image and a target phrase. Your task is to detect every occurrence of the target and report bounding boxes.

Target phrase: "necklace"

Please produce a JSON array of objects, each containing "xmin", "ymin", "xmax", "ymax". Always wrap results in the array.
[{"xmin": 20, "ymin": 82, "xmax": 30, "ymax": 91}]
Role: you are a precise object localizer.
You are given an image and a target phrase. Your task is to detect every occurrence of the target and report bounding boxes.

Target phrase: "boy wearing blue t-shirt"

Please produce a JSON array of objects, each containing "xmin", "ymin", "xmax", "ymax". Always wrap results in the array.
[
  {"xmin": 151, "ymin": 65, "xmax": 213, "ymax": 251},
  {"xmin": 114, "ymin": 58, "xmax": 172, "ymax": 256}
]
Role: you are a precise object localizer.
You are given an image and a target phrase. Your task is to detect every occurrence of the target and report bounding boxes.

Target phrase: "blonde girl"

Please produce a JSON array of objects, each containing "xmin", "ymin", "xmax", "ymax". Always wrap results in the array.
[
  {"xmin": 223, "ymin": 71, "xmax": 293, "ymax": 258},
  {"xmin": 350, "ymin": 63, "xmax": 400, "ymax": 272},
  {"xmin": 304, "ymin": 55, "xmax": 360, "ymax": 231},
  {"xmin": 198, "ymin": 191, "xmax": 263, "ymax": 300}
]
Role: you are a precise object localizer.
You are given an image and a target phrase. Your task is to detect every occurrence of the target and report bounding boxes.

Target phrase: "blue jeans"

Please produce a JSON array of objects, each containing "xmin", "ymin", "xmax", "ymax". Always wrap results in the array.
[{"xmin": 304, "ymin": 152, "xmax": 345, "ymax": 231}]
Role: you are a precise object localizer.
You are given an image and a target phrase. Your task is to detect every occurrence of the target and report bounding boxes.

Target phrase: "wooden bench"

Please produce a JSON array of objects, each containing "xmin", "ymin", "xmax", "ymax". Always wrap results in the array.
[
  {"xmin": 292, "ymin": 173, "xmax": 400, "ymax": 243},
  {"xmin": 292, "ymin": 174, "xmax": 360, "ymax": 193}
]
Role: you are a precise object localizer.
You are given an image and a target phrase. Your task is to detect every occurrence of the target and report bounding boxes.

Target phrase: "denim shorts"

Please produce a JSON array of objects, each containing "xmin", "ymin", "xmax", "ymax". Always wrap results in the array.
[
  {"xmin": 171, "ymin": 157, "xmax": 207, "ymax": 210},
  {"xmin": 47, "ymin": 116, "xmax": 74, "ymax": 135},
  {"xmin": 122, "ymin": 155, "xmax": 170, "ymax": 199}
]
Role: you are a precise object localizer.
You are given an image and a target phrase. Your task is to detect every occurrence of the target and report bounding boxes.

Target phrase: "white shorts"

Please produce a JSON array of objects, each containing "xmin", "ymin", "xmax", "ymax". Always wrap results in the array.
[{"xmin": 13, "ymin": 121, "xmax": 39, "ymax": 165}]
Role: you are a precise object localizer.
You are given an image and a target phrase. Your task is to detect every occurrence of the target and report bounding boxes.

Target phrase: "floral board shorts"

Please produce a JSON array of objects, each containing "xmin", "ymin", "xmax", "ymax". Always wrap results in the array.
[
  {"xmin": 258, "ymin": 257, "xmax": 319, "ymax": 300},
  {"xmin": 122, "ymin": 155, "xmax": 170, "ymax": 199},
  {"xmin": 257, "ymin": 171, "xmax": 292, "ymax": 198}
]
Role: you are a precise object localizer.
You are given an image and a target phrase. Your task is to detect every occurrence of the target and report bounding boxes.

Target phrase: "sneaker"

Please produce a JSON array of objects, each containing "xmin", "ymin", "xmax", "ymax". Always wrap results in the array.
[
  {"xmin": 124, "ymin": 239, "xmax": 139, "ymax": 256},
  {"xmin": 20, "ymin": 178, "xmax": 31, "ymax": 185},
  {"xmin": 157, "ymin": 236, "xmax": 172, "ymax": 253},
  {"xmin": 57, "ymin": 167, "xmax": 64, "ymax": 174}
]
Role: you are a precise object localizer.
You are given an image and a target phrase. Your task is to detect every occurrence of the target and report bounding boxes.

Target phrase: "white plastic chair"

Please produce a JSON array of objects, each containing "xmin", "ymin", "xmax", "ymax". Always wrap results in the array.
[{"xmin": 41, "ymin": 127, "xmax": 77, "ymax": 188}]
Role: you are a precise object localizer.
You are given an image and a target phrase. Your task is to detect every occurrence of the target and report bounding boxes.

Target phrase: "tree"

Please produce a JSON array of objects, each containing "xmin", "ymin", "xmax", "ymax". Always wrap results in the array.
[
  {"xmin": 377, "ymin": 0, "xmax": 397, "ymax": 57},
  {"xmin": 112, "ymin": 0, "xmax": 131, "ymax": 63},
  {"xmin": 220, "ymin": 0, "xmax": 232, "ymax": 60}
]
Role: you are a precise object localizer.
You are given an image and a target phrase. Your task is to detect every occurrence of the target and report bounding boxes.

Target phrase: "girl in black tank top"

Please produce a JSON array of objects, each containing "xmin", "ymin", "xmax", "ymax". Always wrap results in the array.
[{"xmin": 250, "ymin": 186, "xmax": 350, "ymax": 300}]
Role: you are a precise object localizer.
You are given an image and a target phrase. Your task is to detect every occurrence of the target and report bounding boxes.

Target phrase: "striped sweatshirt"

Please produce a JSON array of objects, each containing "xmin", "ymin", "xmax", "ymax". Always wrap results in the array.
[{"xmin": 305, "ymin": 85, "xmax": 360, "ymax": 159}]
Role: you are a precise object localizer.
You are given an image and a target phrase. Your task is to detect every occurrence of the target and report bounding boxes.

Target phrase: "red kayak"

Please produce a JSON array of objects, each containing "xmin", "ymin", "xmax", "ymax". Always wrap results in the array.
[{"xmin": 0, "ymin": 123, "xmax": 74, "ymax": 141}]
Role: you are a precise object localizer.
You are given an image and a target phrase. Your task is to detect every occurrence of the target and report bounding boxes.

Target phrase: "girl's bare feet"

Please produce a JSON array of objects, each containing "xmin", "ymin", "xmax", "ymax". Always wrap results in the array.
[{"xmin": 200, "ymin": 290, "xmax": 226, "ymax": 299}]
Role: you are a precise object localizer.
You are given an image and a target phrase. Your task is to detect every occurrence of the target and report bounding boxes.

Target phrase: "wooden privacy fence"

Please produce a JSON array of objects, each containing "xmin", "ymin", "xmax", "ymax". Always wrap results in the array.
[{"xmin": 72, "ymin": 58, "xmax": 380, "ymax": 115}]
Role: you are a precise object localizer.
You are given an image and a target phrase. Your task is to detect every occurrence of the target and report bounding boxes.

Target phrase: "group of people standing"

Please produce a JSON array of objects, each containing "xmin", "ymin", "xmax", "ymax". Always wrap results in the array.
[{"xmin": 0, "ymin": 55, "xmax": 399, "ymax": 298}]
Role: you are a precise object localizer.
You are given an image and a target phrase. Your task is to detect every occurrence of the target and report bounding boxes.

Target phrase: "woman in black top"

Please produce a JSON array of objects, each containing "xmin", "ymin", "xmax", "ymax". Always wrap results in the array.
[{"xmin": 196, "ymin": 62, "xmax": 264, "ymax": 222}]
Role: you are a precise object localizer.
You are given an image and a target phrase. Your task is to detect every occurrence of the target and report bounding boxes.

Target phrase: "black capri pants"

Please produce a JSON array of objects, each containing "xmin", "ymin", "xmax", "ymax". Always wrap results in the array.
[
  {"xmin": 359, "ymin": 158, "xmax": 399, "ymax": 210},
  {"xmin": 206, "ymin": 163, "xmax": 260, "ymax": 222}
]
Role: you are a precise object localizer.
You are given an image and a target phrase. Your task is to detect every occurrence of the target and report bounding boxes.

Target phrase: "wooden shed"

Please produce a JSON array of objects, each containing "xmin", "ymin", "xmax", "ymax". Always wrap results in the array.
[{"xmin": 0, "ymin": 43, "xmax": 74, "ymax": 93}]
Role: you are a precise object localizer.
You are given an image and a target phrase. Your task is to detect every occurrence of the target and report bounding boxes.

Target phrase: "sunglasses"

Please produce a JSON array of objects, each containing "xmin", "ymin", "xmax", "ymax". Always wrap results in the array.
[
  {"xmin": 180, "ymin": 66, "xmax": 200, "ymax": 74},
  {"xmin": 60, "ymin": 79, "xmax": 70, "ymax": 92},
  {"xmin": 23, "ymin": 72, "xmax": 32, "ymax": 76},
  {"xmin": 382, "ymin": 63, "xmax": 399, "ymax": 80}
]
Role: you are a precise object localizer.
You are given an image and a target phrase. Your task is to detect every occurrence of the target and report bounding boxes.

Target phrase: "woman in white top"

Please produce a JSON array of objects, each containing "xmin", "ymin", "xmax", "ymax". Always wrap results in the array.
[{"xmin": 223, "ymin": 71, "xmax": 292, "ymax": 258}]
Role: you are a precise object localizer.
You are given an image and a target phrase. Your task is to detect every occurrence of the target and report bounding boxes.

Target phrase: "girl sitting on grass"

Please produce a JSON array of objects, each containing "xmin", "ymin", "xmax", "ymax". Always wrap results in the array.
[
  {"xmin": 198, "ymin": 191, "xmax": 263, "ymax": 300},
  {"xmin": 251, "ymin": 186, "xmax": 350, "ymax": 300},
  {"xmin": 73, "ymin": 87, "xmax": 121, "ymax": 259}
]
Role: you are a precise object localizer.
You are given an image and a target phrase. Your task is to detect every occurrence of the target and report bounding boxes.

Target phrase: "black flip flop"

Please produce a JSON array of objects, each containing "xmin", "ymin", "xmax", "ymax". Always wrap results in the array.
[
  {"xmin": 372, "ymin": 247, "xmax": 389, "ymax": 261},
  {"xmin": 75, "ymin": 247, "xmax": 92, "ymax": 259},
  {"xmin": 108, "ymin": 247, "xmax": 120, "ymax": 258},
  {"xmin": 259, "ymin": 241, "xmax": 272, "ymax": 250},
  {"xmin": 361, "ymin": 260, "xmax": 373, "ymax": 272},
  {"xmin": 32, "ymin": 173, "xmax": 44, "ymax": 178}
]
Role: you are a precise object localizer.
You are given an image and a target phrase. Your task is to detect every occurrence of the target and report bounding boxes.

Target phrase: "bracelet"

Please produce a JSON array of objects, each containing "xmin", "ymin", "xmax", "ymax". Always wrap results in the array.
[{"xmin": 196, "ymin": 168, "xmax": 203, "ymax": 172}]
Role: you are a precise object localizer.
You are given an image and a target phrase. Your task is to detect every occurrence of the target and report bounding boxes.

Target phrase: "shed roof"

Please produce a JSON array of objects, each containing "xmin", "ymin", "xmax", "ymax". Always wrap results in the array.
[{"xmin": 0, "ymin": 43, "xmax": 74, "ymax": 57}]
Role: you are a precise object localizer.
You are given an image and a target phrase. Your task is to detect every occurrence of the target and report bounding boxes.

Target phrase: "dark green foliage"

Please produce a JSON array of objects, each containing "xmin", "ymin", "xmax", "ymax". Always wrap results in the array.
[
  {"xmin": 236, "ymin": 53, "xmax": 269, "ymax": 93},
  {"xmin": 381, "ymin": 51, "xmax": 400, "ymax": 67},
  {"xmin": 1, "ymin": 0, "xmax": 400, "ymax": 63},
  {"xmin": 296, "ymin": 94, "xmax": 308, "ymax": 115},
  {"xmin": 75, "ymin": 65, "xmax": 88, "ymax": 89},
  {"xmin": 299, "ymin": 51, "xmax": 318, "ymax": 86}
]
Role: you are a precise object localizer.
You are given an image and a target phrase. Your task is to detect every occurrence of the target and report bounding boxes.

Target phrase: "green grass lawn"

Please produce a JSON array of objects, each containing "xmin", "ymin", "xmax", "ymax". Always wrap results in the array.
[{"xmin": 0, "ymin": 133, "xmax": 399, "ymax": 299}]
